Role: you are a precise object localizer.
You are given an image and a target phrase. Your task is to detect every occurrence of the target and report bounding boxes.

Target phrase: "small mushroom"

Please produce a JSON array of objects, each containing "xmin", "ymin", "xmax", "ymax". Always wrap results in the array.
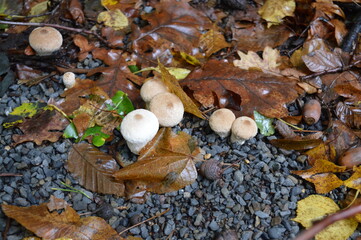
[
  {"xmin": 149, "ymin": 92, "xmax": 184, "ymax": 127},
  {"xmin": 120, "ymin": 109, "xmax": 159, "ymax": 154},
  {"xmin": 29, "ymin": 27, "xmax": 63, "ymax": 56},
  {"xmin": 230, "ymin": 116, "xmax": 258, "ymax": 145},
  {"xmin": 63, "ymin": 72, "xmax": 76, "ymax": 89},
  {"xmin": 209, "ymin": 108, "xmax": 236, "ymax": 138},
  {"xmin": 140, "ymin": 77, "xmax": 169, "ymax": 105}
]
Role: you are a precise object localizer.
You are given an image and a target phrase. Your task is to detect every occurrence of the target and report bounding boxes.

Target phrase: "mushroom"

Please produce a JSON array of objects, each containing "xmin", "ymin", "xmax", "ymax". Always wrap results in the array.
[
  {"xmin": 63, "ymin": 72, "xmax": 76, "ymax": 89},
  {"xmin": 209, "ymin": 108, "xmax": 236, "ymax": 138},
  {"xmin": 120, "ymin": 109, "xmax": 159, "ymax": 154},
  {"xmin": 149, "ymin": 92, "xmax": 184, "ymax": 127},
  {"xmin": 140, "ymin": 77, "xmax": 169, "ymax": 105},
  {"xmin": 230, "ymin": 116, "xmax": 258, "ymax": 145},
  {"xmin": 29, "ymin": 27, "xmax": 63, "ymax": 56}
]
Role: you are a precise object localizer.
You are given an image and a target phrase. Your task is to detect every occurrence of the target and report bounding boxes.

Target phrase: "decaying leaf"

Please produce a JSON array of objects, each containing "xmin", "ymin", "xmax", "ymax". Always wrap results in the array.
[
  {"xmin": 305, "ymin": 143, "xmax": 336, "ymax": 166},
  {"xmin": 73, "ymin": 34, "xmax": 98, "ymax": 61},
  {"xmin": 270, "ymin": 138, "xmax": 323, "ymax": 150},
  {"xmin": 199, "ymin": 27, "xmax": 230, "ymax": 57},
  {"xmin": 292, "ymin": 158, "xmax": 346, "ymax": 193},
  {"xmin": 130, "ymin": 0, "xmax": 212, "ymax": 65},
  {"xmin": 258, "ymin": 0, "xmax": 296, "ymax": 27},
  {"xmin": 181, "ymin": 60, "xmax": 302, "ymax": 118},
  {"xmin": 114, "ymin": 128, "xmax": 201, "ymax": 195},
  {"xmin": 97, "ymin": 9, "xmax": 129, "ymax": 31},
  {"xmin": 12, "ymin": 109, "xmax": 68, "ymax": 146},
  {"xmin": 302, "ymin": 48, "xmax": 343, "ymax": 73},
  {"xmin": 1, "ymin": 196, "xmax": 122, "ymax": 240},
  {"xmin": 158, "ymin": 61, "xmax": 204, "ymax": 119},
  {"xmin": 234, "ymin": 46, "xmax": 281, "ymax": 75},
  {"xmin": 293, "ymin": 195, "xmax": 358, "ymax": 240},
  {"xmin": 67, "ymin": 143, "xmax": 124, "ymax": 196},
  {"xmin": 2, "ymin": 102, "xmax": 48, "ymax": 128},
  {"xmin": 344, "ymin": 166, "xmax": 361, "ymax": 190}
]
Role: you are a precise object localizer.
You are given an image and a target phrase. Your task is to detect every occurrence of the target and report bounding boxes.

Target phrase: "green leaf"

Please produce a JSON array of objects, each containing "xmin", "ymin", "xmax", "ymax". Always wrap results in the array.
[
  {"xmin": 83, "ymin": 126, "xmax": 110, "ymax": 147},
  {"xmin": 128, "ymin": 65, "xmax": 140, "ymax": 73},
  {"xmin": 63, "ymin": 123, "xmax": 79, "ymax": 139},
  {"xmin": 109, "ymin": 91, "xmax": 134, "ymax": 116},
  {"xmin": 254, "ymin": 110, "xmax": 275, "ymax": 136}
]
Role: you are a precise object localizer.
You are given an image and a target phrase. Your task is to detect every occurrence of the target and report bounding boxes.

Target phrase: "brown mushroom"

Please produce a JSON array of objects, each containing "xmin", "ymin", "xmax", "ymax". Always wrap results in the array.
[{"xmin": 29, "ymin": 27, "xmax": 63, "ymax": 56}]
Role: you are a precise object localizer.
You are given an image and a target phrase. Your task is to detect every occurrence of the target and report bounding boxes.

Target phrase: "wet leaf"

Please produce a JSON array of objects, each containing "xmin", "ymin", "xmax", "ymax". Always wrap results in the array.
[
  {"xmin": 293, "ymin": 195, "xmax": 358, "ymax": 240},
  {"xmin": 0, "ymin": 52, "xmax": 15, "ymax": 97},
  {"xmin": 158, "ymin": 61, "xmax": 204, "ymax": 119},
  {"xmin": 67, "ymin": 143, "xmax": 125, "ymax": 196},
  {"xmin": 136, "ymin": 66, "xmax": 191, "ymax": 80},
  {"xmin": 113, "ymin": 128, "xmax": 201, "ymax": 195},
  {"xmin": 199, "ymin": 27, "xmax": 230, "ymax": 57},
  {"xmin": 258, "ymin": 0, "xmax": 296, "ymax": 27},
  {"xmin": 305, "ymin": 143, "xmax": 336, "ymax": 166},
  {"xmin": 302, "ymin": 48, "xmax": 343, "ymax": 73},
  {"xmin": 73, "ymin": 34, "xmax": 98, "ymax": 61},
  {"xmin": 270, "ymin": 138, "xmax": 322, "ymax": 150},
  {"xmin": 344, "ymin": 166, "xmax": 361, "ymax": 190},
  {"xmin": 63, "ymin": 122, "xmax": 79, "ymax": 139},
  {"xmin": 2, "ymin": 197, "xmax": 122, "ymax": 240},
  {"xmin": 254, "ymin": 110, "xmax": 275, "ymax": 136},
  {"xmin": 109, "ymin": 90, "xmax": 134, "ymax": 115},
  {"xmin": 292, "ymin": 158, "xmax": 346, "ymax": 193},
  {"xmin": 12, "ymin": 109, "xmax": 69, "ymax": 146},
  {"xmin": 97, "ymin": 9, "xmax": 129, "ymax": 30},
  {"xmin": 28, "ymin": 1, "xmax": 48, "ymax": 23},
  {"xmin": 181, "ymin": 60, "xmax": 302, "ymax": 118},
  {"xmin": 130, "ymin": 0, "xmax": 212, "ymax": 65},
  {"xmin": 83, "ymin": 126, "xmax": 110, "ymax": 147},
  {"xmin": 2, "ymin": 102, "xmax": 48, "ymax": 128},
  {"xmin": 234, "ymin": 46, "xmax": 281, "ymax": 75}
]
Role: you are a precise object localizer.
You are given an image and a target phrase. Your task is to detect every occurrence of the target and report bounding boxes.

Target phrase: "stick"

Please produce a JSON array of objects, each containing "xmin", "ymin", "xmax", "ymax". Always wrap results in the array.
[
  {"xmin": 294, "ymin": 204, "xmax": 361, "ymax": 240},
  {"xmin": 0, "ymin": 20, "xmax": 107, "ymax": 44},
  {"xmin": 118, "ymin": 208, "xmax": 170, "ymax": 236},
  {"xmin": 0, "ymin": 173, "xmax": 23, "ymax": 177}
]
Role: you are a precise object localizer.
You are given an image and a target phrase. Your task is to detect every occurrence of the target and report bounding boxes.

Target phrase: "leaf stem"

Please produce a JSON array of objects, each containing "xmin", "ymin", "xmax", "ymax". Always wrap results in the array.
[
  {"xmin": 277, "ymin": 118, "xmax": 303, "ymax": 131},
  {"xmin": 51, "ymin": 181, "xmax": 92, "ymax": 199}
]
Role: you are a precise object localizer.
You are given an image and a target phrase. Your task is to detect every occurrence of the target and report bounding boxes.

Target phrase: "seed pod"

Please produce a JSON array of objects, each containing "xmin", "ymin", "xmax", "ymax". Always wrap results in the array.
[
  {"xmin": 214, "ymin": 229, "xmax": 238, "ymax": 240},
  {"xmin": 303, "ymin": 99, "xmax": 321, "ymax": 125},
  {"xmin": 199, "ymin": 159, "xmax": 223, "ymax": 180},
  {"xmin": 339, "ymin": 147, "xmax": 361, "ymax": 169}
]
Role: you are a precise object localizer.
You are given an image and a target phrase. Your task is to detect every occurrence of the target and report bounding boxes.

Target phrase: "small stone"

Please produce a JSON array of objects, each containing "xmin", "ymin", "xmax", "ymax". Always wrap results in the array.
[
  {"xmin": 14, "ymin": 197, "xmax": 28, "ymax": 207},
  {"xmin": 268, "ymin": 227, "xmax": 286, "ymax": 239},
  {"xmin": 184, "ymin": 191, "xmax": 191, "ymax": 198},
  {"xmin": 208, "ymin": 220, "xmax": 220, "ymax": 231},
  {"xmin": 241, "ymin": 231, "xmax": 253, "ymax": 240},
  {"xmin": 164, "ymin": 220, "xmax": 175, "ymax": 235},
  {"xmin": 194, "ymin": 213, "xmax": 203, "ymax": 226},
  {"xmin": 255, "ymin": 211, "xmax": 269, "ymax": 219},
  {"xmin": 234, "ymin": 170, "xmax": 244, "ymax": 184},
  {"xmin": 221, "ymin": 187, "xmax": 230, "ymax": 198}
]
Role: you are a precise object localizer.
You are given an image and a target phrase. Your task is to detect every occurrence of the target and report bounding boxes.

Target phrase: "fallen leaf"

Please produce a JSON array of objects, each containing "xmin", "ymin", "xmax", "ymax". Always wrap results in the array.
[
  {"xmin": 305, "ymin": 143, "xmax": 336, "ymax": 166},
  {"xmin": 2, "ymin": 102, "xmax": 48, "ymax": 128},
  {"xmin": 67, "ymin": 143, "xmax": 125, "ymax": 196},
  {"xmin": 293, "ymin": 195, "xmax": 358, "ymax": 240},
  {"xmin": 270, "ymin": 138, "xmax": 322, "ymax": 150},
  {"xmin": 97, "ymin": 9, "xmax": 129, "ymax": 31},
  {"xmin": 199, "ymin": 27, "xmax": 230, "ymax": 57},
  {"xmin": 234, "ymin": 46, "xmax": 281, "ymax": 75},
  {"xmin": 344, "ymin": 166, "xmax": 361, "ymax": 191},
  {"xmin": 12, "ymin": 109, "xmax": 68, "ymax": 146},
  {"xmin": 130, "ymin": 0, "xmax": 212, "ymax": 66},
  {"xmin": 292, "ymin": 158, "xmax": 346, "ymax": 193},
  {"xmin": 113, "ymin": 128, "xmax": 201, "ymax": 195},
  {"xmin": 336, "ymin": 102, "xmax": 361, "ymax": 129},
  {"xmin": 254, "ymin": 110, "xmax": 275, "ymax": 136},
  {"xmin": 158, "ymin": 61, "xmax": 204, "ymax": 119},
  {"xmin": 1, "ymin": 197, "xmax": 122, "ymax": 240},
  {"xmin": 73, "ymin": 34, "xmax": 98, "ymax": 61},
  {"xmin": 302, "ymin": 48, "xmax": 343, "ymax": 73},
  {"xmin": 180, "ymin": 60, "xmax": 302, "ymax": 118},
  {"xmin": 258, "ymin": 0, "xmax": 296, "ymax": 27}
]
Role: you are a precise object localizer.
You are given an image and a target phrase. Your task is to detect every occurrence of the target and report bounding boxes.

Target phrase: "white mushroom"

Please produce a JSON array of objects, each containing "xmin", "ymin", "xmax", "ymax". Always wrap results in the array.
[
  {"xmin": 29, "ymin": 27, "xmax": 63, "ymax": 56},
  {"xmin": 120, "ymin": 109, "xmax": 159, "ymax": 154},
  {"xmin": 230, "ymin": 116, "xmax": 258, "ymax": 145},
  {"xmin": 140, "ymin": 77, "xmax": 169, "ymax": 105},
  {"xmin": 209, "ymin": 108, "xmax": 236, "ymax": 138},
  {"xmin": 63, "ymin": 72, "xmax": 76, "ymax": 89},
  {"xmin": 149, "ymin": 92, "xmax": 184, "ymax": 127}
]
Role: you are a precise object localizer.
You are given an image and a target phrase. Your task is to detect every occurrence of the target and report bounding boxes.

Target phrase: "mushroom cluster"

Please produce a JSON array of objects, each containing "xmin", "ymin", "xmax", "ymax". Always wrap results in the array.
[
  {"xmin": 209, "ymin": 108, "xmax": 258, "ymax": 145},
  {"xmin": 140, "ymin": 77, "xmax": 184, "ymax": 127}
]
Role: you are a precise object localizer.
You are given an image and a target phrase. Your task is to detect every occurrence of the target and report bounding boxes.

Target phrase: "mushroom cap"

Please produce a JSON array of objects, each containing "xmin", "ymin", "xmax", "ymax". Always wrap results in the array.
[
  {"xmin": 209, "ymin": 108, "xmax": 236, "ymax": 138},
  {"xmin": 149, "ymin": 92, "xmax": 184, "ymax": 127},
  {"xmin": 29, "ymin": 27, "xmax": 63, "ymax": 56},
  {"xmin": 231, "ymin": 116, "xmax": 258, "ymax": 143},
  {"xmin": 63, "ymin": 72, "xmax": 76, "ymax": 89},
  {"xmin": 140, "ymin": 77, "xmax": 168, "ymax": 103}
]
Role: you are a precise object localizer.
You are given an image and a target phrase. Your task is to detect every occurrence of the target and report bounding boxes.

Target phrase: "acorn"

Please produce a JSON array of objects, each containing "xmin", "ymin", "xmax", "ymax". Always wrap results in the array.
[
  {"xmin": 339, "ymin": 147, "xmax": 361, "ymax": 169},
  {"xmin": 199, "ymin": 159, "xmax": 223, "ymax": 180},
  {"xmin": 214, "ymin": 229, "xmax": 238, "ymax": 240},
  {"xmin": 303, "ymin": 99, "xmax": 321, "ymax": 125}
]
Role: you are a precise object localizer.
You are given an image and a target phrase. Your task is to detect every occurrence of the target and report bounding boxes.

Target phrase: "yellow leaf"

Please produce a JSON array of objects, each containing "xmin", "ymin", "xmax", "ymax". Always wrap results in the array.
[
  {"xmin": 258, "ymin": 0, "xmax": 296, "ymax": 28},
  {"xmin": 158, "ymin": 61, "xmax": 204, "ymax": 119},
  {"xmin": 233, "ymin": 46, "xmax": 281, "ymax": 75},
  {"xmin": 293, "ymin": 195, "xmax": 358, "ymax": 240},
  {"xmin": 344, "ymin": 166, "xmax": 361, "ymax": 191},
  {"xmin": 101, "ymin": 0, "xmax": 118, "ymax": 8},
  {"xmin": 199, "ymin": 28, "xmax": 230, "ymax": 57},
  {"xmin": 29, "ymin": 1, "xmax": 49, "ymax": 23},
  {"xmin": 97, "ymin": 9, "xmax": 128, "ymax": 30},
  {"xmin": 136, "ymin": 67, "xmax": 191, "ymax": 80}
]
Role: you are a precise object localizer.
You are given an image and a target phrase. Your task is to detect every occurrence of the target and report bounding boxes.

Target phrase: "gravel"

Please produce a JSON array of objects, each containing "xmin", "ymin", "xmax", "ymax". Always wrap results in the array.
[{"xmin": 0, "ymin": 55, "xmax": 355, "ymax": 240}]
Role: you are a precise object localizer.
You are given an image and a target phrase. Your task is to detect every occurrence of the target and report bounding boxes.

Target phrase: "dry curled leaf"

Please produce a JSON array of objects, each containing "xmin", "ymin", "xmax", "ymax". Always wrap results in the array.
[
  {"xmin": 181, "ymin": 60, "xmax": 303, "ymax": 118},
  {"xmin": 113, "ymin": 128, "xmax": 201, "ymax": 196},
  {"xmin": 67, "ymin": 143, "xmax": 125, "ymax": 196},
  {"xmin": 1, "ymin": 197, "xmax": 122, "ymax": 240}
]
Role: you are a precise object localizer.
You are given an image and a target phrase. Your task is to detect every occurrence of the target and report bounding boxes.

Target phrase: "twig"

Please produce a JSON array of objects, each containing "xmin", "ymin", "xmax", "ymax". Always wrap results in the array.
[
  {"xmin": 0, "ymin": 173, "xmax": 23, "ymax": 177},
  {"xmin": 342, "ymin": 11, "xmax": 361, "ymax": 52},
  {"xmin": 295, "ymin": 204, "xmax": 361, "ymax": 240},
  {"xmin": 118, "ymin": 208, "xmax": 170, "ymax": 236},
  {"xmin": 277, "ymin": 118, "xmax": 303, "ymax": 131},
  {"xmin": 300, "ymin": 60, "xmax": 361, "ymax": 81},
  {"xmin": 0, "ymin": 20, "xmax": 107, "ymax": 44}
]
